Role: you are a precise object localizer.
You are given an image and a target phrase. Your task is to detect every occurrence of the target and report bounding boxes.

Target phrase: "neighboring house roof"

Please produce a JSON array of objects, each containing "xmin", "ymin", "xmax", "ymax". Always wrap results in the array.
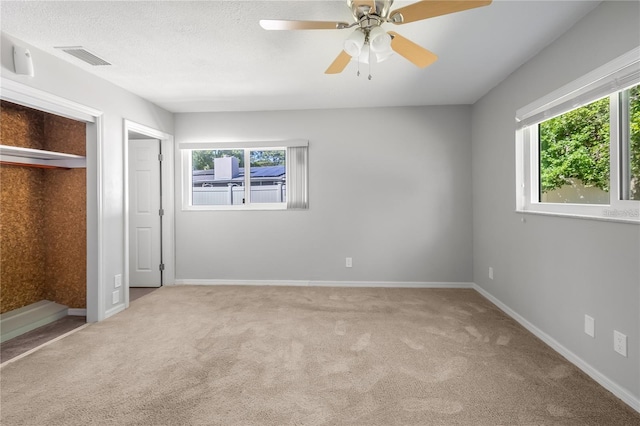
[
  {"xmin": 193, "ymin": 166, "xmax": 285, "ymax": 186},
  {"xmin": 250, "ymin": 166, "xmax": 285, "ymax": 178}
]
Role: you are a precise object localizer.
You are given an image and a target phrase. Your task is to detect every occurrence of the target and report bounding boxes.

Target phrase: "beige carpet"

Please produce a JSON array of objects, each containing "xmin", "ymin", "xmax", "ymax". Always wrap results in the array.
[{"xmin": 1, "ymin": 286, "xmax": 638, "ymax": 425}]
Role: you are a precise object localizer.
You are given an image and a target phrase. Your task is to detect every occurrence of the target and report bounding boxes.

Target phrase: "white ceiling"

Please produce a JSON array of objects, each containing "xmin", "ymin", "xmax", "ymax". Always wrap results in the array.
[{"xmin": 1, "ymin": 1, "xmax": 600, "ymax": 113}]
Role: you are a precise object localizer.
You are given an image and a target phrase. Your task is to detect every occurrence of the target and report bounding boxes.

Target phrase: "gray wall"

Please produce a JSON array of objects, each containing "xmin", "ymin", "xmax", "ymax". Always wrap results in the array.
[
  {"xmin": 1, "ymin": 32, "xmax": 174, "ymax": 320},
  {"xmin": 175, "ymin": 106, "xmax": 472, "ymax": 283},
  {"xmin": 472, "ymin": 1, "xmax": 640, "ymax": 400}
]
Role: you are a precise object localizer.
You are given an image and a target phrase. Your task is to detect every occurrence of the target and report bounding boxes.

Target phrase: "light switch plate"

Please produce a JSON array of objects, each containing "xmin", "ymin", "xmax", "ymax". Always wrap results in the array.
[{"xmin": 584, "ymin": 315, "xmax": 595, "ymax": 338}]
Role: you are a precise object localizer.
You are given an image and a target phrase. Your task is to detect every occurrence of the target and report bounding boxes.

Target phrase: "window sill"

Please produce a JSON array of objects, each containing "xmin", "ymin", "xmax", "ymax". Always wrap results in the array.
[
  {"xmin": 515, "ymin": 209, "xmax": 639, "ymax": 225},
  {"xmin": 183, "ymin": 204, "xmax": 287, "ymax": 212}
]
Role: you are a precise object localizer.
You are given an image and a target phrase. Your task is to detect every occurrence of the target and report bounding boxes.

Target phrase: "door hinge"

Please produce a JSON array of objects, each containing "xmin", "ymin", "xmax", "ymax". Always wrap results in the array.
[
  {"xmin": 158, "ymin": 154, "xmax": 163, "ymax": 162},
  {"xmin": 159, "ymin": 208, "xmax": 164, "ymax": 216},
  {"xmin": 159, "ymin": 263, "xmax": 165, "ymax": 271}
]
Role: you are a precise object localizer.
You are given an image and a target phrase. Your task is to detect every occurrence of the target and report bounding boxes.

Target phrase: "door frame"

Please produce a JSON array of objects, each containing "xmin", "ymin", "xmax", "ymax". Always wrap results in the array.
[
  {"xmin": 123, "ymin": 120, "xmax": 175, "ymax": 308},
  {"xmin": 0, "ymin": 78, "xmax": 104, "ymax": 322}
]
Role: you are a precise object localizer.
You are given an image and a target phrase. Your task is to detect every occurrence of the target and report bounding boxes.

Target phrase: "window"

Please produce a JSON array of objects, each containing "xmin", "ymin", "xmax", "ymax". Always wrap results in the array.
[
  {"xmin": 537, "ymin": 95, "xmax": 611, "ymax": 205},
  {"xmin": 622, "ymin": 84, "xmax": 640, "ymax": 201},
  {"xmin": 191, "ymin": 149, "xmax": 285, "ymax": 206},
  {"xmin": 516, "ymin": 48, "xmax": 640, "ymax": 223},
  {"xmin": 181, "ymin": 141, "xmax": 308, "ymax": 210}
]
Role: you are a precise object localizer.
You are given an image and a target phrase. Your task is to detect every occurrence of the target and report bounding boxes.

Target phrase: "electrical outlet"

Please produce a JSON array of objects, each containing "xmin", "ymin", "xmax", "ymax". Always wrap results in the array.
[
  {"xmin": 114, "ymin": 274, "xmax": 122, "ymax": 288},
  {"xmin": 489, "ymin": 267, "xmax": 494, "ymax": 280},
  {"xmin": 614, "ymin": 330, "xmax": 627, "ymax": 357},
  {"xmin": 112, "ymin": 290, "xmax": 120, "ymax": 305},
  {"xmin": 584, "ymin": 315, "xmax": 595, "ymax": 338},
  {"xmin": 346, "ymin": 257, "xmax": 353, "ymax": 268}
]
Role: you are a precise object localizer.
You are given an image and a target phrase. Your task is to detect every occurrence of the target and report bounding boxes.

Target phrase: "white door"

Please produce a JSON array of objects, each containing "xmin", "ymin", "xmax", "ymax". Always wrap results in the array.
[{"xmin": 128, "ymin": 139, "xmax": 162, "ymax": 287}]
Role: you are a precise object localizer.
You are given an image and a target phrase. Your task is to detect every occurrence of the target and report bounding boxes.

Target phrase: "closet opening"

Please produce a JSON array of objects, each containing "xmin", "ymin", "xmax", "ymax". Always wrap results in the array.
[{"xmin": 0, "ymin": 100, "xmax": 87, "ymax": 357}]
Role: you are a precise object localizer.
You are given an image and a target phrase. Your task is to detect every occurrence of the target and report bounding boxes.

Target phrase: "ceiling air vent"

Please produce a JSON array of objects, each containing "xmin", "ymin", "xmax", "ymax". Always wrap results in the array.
[{"xmin": 55, "ymin": 46, "xmax": 111, "ymax": 66}]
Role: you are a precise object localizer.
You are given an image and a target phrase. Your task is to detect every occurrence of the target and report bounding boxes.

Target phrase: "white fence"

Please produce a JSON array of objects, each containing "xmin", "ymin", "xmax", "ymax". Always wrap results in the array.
[
  {"xmin": 540, "ymin": 178, "xmax": 609, "ymax": 204},
  {"xmin": 193, "ymin": 184, "xmax": 286, "ymax": 205}
]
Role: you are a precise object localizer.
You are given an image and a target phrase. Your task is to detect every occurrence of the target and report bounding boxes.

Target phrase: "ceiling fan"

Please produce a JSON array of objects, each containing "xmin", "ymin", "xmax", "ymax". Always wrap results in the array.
[{"xmin": 260, "ymin": 0, "xmax": 492, "ymax": 76}]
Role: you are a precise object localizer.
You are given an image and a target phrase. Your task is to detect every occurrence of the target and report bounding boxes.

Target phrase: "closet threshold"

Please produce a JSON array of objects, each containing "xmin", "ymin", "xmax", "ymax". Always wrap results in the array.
[{"xmin": 0, "ymin": 145, "xmax": 86, "ymax": 169}]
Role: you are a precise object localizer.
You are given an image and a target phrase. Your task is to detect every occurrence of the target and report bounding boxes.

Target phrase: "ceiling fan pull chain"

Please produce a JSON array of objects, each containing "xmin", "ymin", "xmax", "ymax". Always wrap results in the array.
[
  {"xmin": 368, "ymin": 49, "xmax": 372, "ymax": 80},
  {"xmin": 357, "ymin": 58, "xmax": 361, "ymax": 77}
]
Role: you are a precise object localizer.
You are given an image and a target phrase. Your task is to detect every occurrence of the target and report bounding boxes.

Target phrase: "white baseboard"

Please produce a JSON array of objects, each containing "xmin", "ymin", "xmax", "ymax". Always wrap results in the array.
[
  {"xmin": 67, "ymin": 309, "xmax": 86, "ymax": 316},
  {"xmin": 472, "ymin": 283, "xmax": 640, "ymax": 413},
  {"xmin": 174, "ymin": 279, "xmax": 309, "ymax": 287},
  {"xmin": 173, "ymin": 279, "xmax": 474, "ymax": 289},
  {"xmin": 312, "ymin": 281, "xmax": 473, "ymax": 288},
  {"xmin": 104, "ymin": 304, "xmax": 126, "ymax": 320}
]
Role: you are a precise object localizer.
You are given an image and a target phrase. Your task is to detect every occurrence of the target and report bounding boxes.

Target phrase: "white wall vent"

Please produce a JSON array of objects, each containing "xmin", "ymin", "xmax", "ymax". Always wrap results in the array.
[{"xmin": 55, "ymin": 46, "xmax": 111, "ymax": 66}]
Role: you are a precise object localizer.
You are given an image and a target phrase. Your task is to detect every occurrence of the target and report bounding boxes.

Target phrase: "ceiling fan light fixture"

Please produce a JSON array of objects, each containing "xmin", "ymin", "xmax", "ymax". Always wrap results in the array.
[
  {"xmin": 359, "ymin": 44, "xmax": 372, "ymax": 64},
  {"xmin": 375, "ymin": 50, "xmax": 394, "ymax": 63},
  {"xmin": 344, "ymin": 29, "xmax": 365, "ymax": 57},
  {"xmin": 351, "ymin": 44, "xmax": 393, "ymax": 65},
  {"xmin": 369, "ymin": 26, "xmax": 392, "ymax": 53}
]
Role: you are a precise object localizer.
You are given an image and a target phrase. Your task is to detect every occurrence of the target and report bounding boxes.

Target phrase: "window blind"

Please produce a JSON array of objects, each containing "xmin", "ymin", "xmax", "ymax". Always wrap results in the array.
[
  {"xmin": 516, "ymin": 48, "xmax": 640, "ymax": 130},
  {"xmin": 286, "ymin": 145, "xmax": 309, "ymax": 209}
]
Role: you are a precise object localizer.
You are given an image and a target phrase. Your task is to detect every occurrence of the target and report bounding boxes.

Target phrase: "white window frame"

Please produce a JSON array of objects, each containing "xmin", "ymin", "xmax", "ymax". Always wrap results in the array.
[
  {"xmin": 180, "ymin": 140, "xmax": 308, "ymax": 211},
  {"xmin": 515, "ymin": 47, "xmax": 640, "ymax": 224}
]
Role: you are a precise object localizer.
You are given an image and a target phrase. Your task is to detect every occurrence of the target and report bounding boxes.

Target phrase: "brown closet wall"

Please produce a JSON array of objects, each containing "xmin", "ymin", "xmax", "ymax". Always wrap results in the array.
[{"xmin": 0, "ymin": 101, "xmax": 86, "ymax": 314}]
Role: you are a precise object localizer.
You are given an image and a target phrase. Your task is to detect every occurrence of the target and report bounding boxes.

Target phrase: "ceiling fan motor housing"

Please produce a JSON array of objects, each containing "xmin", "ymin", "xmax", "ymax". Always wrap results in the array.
[{"xmin": 348, "ymin": 0, "xmax": 394, "ymax": 20}]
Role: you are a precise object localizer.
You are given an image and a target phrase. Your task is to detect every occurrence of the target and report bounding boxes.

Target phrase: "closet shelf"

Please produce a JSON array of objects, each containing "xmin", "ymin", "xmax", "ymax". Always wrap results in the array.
[{"xmin": 0, "ymin": 145, "xmax": 86, "ymax": 169}]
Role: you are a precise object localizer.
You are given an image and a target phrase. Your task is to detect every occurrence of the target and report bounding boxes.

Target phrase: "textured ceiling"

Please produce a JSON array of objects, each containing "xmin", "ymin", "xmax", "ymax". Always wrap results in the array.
[{"xmin": 1, "ymin": 1, "xmax": 600, "ymax": 113}]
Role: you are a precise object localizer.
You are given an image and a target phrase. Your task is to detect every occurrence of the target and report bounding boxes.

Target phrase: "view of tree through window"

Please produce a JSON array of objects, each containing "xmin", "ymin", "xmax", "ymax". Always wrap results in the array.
[
  {"xmin": 192, "ymin": 150, "xmax": 244, "ymax": 170},
  {"xmin": 538, "ymin": 84, "xmax": 640, "ymax": 204},
  {"xmin": 627, "ymin": 85, "xmax": 640, "ymax": 200},
  {"xmin": 250, "ymin": 150, "xmax": 286, "ymax": 168},
  {"xmin": 538, "ymin": 97, "xmax": 611, "ymax": 204},
  {"xmin": 538, "ymin": 86, "xmax": 640, "ymax": 204},
  {"xmin": 192, "ymin": 150, "xmax": 285, "ymax": 170}
]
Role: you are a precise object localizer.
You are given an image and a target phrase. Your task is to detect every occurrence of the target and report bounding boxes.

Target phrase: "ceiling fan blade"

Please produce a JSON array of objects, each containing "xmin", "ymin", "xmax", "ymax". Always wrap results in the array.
[
  {"xmin": 389, "ymin": 0, "xmax": 492, "ymax": 25},
  {"xmin": 325, "ymin": 50, "xmax": 352, "ymax": 74},
  {"xmin": 260, "ymin": 19, "xmax": 350, "ymax": 30},
  {"xmin": 388, "ymin": 31, "xmax": 438, "ymax": 68}
]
